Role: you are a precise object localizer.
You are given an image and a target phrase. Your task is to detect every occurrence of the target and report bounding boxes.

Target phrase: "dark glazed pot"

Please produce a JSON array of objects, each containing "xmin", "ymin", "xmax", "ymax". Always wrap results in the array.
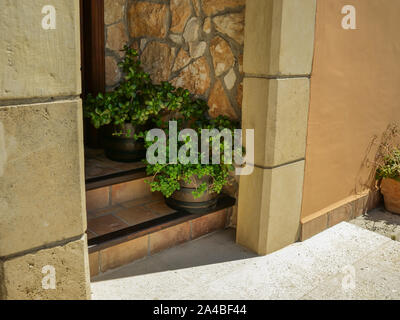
[
  {"xmin": 102, "ymin": 123, "xmax": 146, "ymax": 162},
  {"xmin": 165, "ymin": 175, "xmax": 218, "ymax": 213}
]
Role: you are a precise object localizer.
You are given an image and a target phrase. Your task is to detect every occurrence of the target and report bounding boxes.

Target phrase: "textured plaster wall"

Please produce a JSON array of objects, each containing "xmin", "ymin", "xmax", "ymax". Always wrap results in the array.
[{"xmin": 301, "ymin": 0, "xmax": 400, "ymax": 220}]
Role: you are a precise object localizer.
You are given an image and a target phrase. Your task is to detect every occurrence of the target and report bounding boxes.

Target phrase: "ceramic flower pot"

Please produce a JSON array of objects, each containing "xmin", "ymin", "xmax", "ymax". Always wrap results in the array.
[
  {"xmin": 165, "ymin": 175, "xmax": 218, "ymax": 213},
  {"xmin": 381, "ymin": 178, "xmax": 400, "ymax": 214},
  {"xmin": 102, "ymin": 123, "xmax": 146, "ymax": 162}
]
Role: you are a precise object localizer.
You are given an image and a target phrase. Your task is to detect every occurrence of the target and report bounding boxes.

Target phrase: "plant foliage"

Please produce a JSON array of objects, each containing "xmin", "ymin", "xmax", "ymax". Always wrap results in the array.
[
  {"xmin": 142, "ymin": 115, "xmax": 240, "ymax": 199},
  {"xmin": 376, "ymin": 149, "xmax": 400, "ymax": 181},
  {"xmin": 83, "ymin": 44, "xmax": 241, "ymax": 199},
  {"xmin": 376, "ymin": 124, "xmax": 400, "ymax": 181}
]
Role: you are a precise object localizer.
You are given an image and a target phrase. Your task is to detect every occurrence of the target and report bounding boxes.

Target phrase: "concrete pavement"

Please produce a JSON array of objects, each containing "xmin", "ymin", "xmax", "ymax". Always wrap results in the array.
[{"xmin": 91, "ymin": 222, "xmax": 400, "ymax": 300}]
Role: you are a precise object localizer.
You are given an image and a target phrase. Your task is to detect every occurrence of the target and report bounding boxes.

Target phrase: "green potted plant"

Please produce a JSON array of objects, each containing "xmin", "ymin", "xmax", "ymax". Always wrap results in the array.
[
  {"xmin": 84, "ymin": 45, "xmax": 161, "ymax": 162},
  {"xmin": 376, "ymin": 148, "xmax": 400, "ymax": 214},
  {"xmin": 139, "ymin": 96, "xmax": 240, "ymax": 212}
]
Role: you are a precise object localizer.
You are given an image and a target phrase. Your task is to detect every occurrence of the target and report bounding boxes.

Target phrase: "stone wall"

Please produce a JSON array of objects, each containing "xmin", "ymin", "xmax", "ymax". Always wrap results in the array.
[
  {"xmin": 237, "ymin": 0, "xmax": 316, "ymax": 254},
  {"xmin": 104, "ymin": 0, "xmax": 245, "ymax": 120},
  {"xmin": 0, "ymin": 0, "xmax": 90, "ymax": 299}
]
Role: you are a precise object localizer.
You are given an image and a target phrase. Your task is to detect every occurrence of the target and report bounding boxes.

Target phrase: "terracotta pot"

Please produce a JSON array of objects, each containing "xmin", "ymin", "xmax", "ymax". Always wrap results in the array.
[
  {"xmin": 381, "ymin": 178, "xmax": 400, "ymax": 214},
  {"xmin": 102, "ymin": 123, "xmax": 146, "ymax": 162},
  {"xmin": 165, "ymin": 175, "xmax": 218, "ymax": 213}
]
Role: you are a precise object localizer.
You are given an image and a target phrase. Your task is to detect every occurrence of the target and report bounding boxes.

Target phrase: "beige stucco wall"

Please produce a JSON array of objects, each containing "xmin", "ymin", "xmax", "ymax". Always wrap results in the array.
[{"xmin": 301, "ymin": 0, "xmax": 400, "ymax": 220}]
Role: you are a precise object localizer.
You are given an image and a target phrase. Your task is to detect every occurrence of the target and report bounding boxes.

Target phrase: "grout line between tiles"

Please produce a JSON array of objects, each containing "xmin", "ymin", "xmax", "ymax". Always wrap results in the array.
[
  {"xmin": 108, "ymin": 186, "xmax": 112, "ymax": 207},
  {"xmin": 111, "ymin": 212, "xmax": 132, "ymax": 227}
]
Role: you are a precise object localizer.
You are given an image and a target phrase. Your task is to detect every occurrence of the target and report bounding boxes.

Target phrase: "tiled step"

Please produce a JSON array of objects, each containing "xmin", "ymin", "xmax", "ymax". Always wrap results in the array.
[
  {"xmin": 88, "ymin": 203, "xmax": 233, "ymax": 278},
  {"xmin": 86, "ymin": 176, "xmax": 158, "ymax": 214},
  {"xmin": 85, "ymin": 148, "xmax": 236, "ymax": 278},
  {"xmin": 85, "ymin": 147, "xmax": 147, "ymax": 191}
]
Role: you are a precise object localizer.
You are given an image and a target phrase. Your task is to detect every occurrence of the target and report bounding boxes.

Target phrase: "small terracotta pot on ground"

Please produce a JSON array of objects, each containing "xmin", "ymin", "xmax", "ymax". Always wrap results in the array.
[
  {"xmin": 165, "ymin": 175, "xmax": 218, "ymax": 213},
  {"xmin": 381, "ymin": 178, "xmax": 400, "ymax": 214}
]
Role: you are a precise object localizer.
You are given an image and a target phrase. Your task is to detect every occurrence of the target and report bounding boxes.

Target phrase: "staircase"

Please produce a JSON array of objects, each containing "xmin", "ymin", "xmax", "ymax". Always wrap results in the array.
[{"xmin": 85, "ymin": 149, "xmax": 236, "ymax": 278}]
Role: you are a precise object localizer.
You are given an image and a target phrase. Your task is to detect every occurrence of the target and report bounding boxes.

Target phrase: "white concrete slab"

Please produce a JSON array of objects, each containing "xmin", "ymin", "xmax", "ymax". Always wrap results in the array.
[
  {"xmin": 303, "ymin": 260, "xmax": 400, "ymax": 300},
  {"xmin": 91, "ymin": 222, "xmax": 400, "ymax": 300}
]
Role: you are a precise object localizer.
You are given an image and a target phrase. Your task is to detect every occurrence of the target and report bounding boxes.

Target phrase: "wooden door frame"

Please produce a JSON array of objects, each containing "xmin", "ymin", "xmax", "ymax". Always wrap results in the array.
[{"xmin": 80, "ymin": 0, "xmax": 105, "ymax": 147}]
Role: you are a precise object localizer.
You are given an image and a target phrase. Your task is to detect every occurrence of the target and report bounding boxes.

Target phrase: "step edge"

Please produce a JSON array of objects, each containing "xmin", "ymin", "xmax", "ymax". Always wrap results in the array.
[
  {"xmin": 85, "ymin": 167, "xmax": 147, "ymax": 191},
  {"xmin": 87, "ymin": 195, "xmax": 236, "ymax": 253}
]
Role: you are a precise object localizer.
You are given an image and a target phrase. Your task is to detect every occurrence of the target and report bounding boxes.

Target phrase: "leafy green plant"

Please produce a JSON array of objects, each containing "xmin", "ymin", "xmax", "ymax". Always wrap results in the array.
[
  {"xmin": 84, "ymin": 44, "xmax": 208, "ymax": 137},
  {"xmin": 142, "ymin": 105, "xmax": 241, "ymax": 199},
  {"xmin": 376, "ymin": 148, "xmax": 400, "ymax": 181},
  {"xmin": 84, "ymin": 46, "xmax": 153, "ymax": 133},
  {"xmin": 375, "ymin": 123, "xmax": 400, "ymax": 181},
  {"xmin": 83, "ymin": 43, "xmax": 241, "ymax": 199},
  {"xmin": 146, "ymin": 162, "xmax": 234, "ymax": 199}
]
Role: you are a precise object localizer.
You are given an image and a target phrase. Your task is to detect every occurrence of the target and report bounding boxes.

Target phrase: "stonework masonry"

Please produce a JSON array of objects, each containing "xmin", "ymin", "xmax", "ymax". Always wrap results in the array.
[
  {"xmin": 236, "ymin": 0, "xmax": 317, "ymax": 254},
  {"xmin": 104, "ymin": 0, "xmax": 246, "ymax": 120},
  {"xmin": 0, "ymin": 0, "xmax": 90, "ymax": 299}
]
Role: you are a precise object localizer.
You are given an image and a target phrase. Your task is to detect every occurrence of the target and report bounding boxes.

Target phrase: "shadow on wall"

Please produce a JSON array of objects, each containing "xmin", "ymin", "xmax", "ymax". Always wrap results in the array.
[{"xmin": 354, "ymin": 123, "xmax": 400, "ymax": 210}]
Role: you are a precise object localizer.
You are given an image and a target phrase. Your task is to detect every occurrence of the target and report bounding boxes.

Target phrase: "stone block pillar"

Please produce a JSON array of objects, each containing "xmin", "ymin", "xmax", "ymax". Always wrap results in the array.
[
  {"xmin": 236, "ymin": 0, "xmax": 317, "ymax": 254},
  {"xmin": 0, "ymin": 0, "xmax": 90, "ymax": 299}
]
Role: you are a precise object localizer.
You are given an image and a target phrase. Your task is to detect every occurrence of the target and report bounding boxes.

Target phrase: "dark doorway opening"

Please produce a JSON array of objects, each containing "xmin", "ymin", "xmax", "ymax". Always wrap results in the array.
[{"xmin": 80, "ymin": 0, "xmax": 105, "ymax": 148}]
